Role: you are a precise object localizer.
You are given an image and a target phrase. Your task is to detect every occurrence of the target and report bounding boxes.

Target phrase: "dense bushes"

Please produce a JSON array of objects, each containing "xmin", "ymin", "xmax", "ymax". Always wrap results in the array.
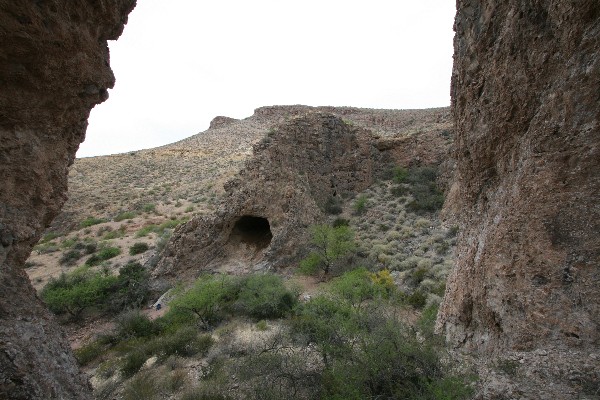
[
  {"xmin": 167, "ymin": 273, "xmax": 297, "ymax": 329},
  {"xmin": 41, "ymin": 268, "xmax": 118, "ymax": 318},
  {"xmin": 288, "ymin": 269, "xmax": 472, "ymax": 399},
  {"xmin": 41, "ymin": 262, "xmax": 150, "ymax": 319},
  {"xmin": 225, "ymin": 268, "xmax": 474, "ymax": 400},
  {"xmin": 236, "ymin": 274, "xmax": 296, "ymax": 319},
  {"xmin": 406, "ymin": 166, "xmax": 445, "ymax": 213}
]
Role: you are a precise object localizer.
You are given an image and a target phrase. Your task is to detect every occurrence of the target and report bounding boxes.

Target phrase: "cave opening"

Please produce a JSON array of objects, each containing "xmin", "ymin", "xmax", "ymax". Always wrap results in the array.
[{"xmin": 230, "ymin": 215, "xmax": 273, "ymax": 250}]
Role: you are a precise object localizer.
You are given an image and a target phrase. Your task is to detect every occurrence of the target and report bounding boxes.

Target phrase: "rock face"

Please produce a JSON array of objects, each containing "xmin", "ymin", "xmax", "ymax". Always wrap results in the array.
[
  {"xmin": 153, "ymin": 113, "xmax": 380, "ymax": 280},
  {"xmin": 0, "ymin": 2, "xmax": 135, "ymax": 398},
  {"xmin": 438, "ymin": 0, "xmax": 600, "ymax": 357}
]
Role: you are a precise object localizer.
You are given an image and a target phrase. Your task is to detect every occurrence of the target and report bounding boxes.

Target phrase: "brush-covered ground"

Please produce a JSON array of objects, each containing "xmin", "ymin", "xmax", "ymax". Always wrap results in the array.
[
  {"xmin": 35, "ymin": 166, "xmax": 479, "ymax": 400},
  {"xmin": 24, "ymin": 106, "xmax": 504, "ymax": 399}
]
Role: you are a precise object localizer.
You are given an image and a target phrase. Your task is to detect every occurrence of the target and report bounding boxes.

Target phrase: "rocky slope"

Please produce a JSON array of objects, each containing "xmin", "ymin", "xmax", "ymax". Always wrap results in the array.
[
  {"xmin": 28, "ymin": 106, "xmax": 451, "ymax": 292},
  {"xmin": 438, "ymin": 1, "xmax": 599, "ymax": 397},
  {"xmin": 151, "ymin": 108, "xmax": 453, "ymax": 283},
  {"xmin": 0, "ymin": 2, "xmax": 136, "ymax": 399},
  {"xmin": 52, "ymin": 105, "xmax": 451, "ymax": 232}
]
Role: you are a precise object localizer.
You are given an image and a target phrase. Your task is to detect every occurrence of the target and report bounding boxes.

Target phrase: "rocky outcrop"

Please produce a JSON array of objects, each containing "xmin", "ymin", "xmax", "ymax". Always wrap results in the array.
[
  {"xmin": 153, "ymin": 113, "xmax": 380, "ymax": 280},
  {"xmin": 0, "ymin": 2, "xmax": 135, "ymax": 398},
  {"xmin": 209, "ymin": 116, "xmax": 239, "ymax": 130},
  {"xmin": 438, "ymin": 0, "xmax": 599, "ymax": 368}
]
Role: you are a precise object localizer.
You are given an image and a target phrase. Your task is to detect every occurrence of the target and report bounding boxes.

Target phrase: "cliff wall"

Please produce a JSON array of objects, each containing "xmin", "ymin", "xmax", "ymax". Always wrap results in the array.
[
  {"xmin": 0, "ymin": 2, "xmax": 136, "ymax": 398},
  {"xmin": 439, "ymin": 0, "xmax": 599, "ymax": 354}
]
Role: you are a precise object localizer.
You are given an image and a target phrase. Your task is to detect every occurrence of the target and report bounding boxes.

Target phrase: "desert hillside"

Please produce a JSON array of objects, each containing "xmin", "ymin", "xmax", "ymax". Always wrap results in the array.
[
  {"xmin": 28, "ymin": 105, "xmax": 451, "ymax": 289},
  {"xmin": 25, "ymin": 106, "xmax": 475, "ymax": 399}
]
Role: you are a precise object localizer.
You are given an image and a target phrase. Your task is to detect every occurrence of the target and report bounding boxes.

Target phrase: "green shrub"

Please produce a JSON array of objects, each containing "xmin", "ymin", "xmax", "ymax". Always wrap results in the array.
[
  {"xmin": 103, "ymin": 226, "xmax": 126, "ymax": 240},
  {"xmin": 406, "ymin": 290, "xmax": 427, "ymax": 309},
  {"xmin": 84, "ymin": 242, "xmax": 97, "ymax": 254},
  {"xmin": 353, "ymin": 194, "xmax": 368, "ymax": 215},
  {"xmin": 41, "ymin": 268, "xmax": 118, "ymax": 318},
  {"xmin": 114, "ymin": 211, "xmax": 137, "ymax": 222},
  {"xmin": 115, "ymin": 310, "xmax": 158, "ymax": 339},
  {"xmin": 392, "ymin": 166, "xmax": 408, "ymax": 183},
  {"xmin": 59, "ymin": 250, "xmax": 82, "ymax": 266},
  {"xmin": 167, "ymin": 275, "xmax": 239, "ymax": 329},
  {"xmin": 122, "ymin": 371, "xmax": 161, "ymax": 400},
  {"xmin": 236, "ymin": 274, "xmax": 296, "ymax": 319},
  {"xmin": 104, "ymin": 262, "xmax": 150, "ymax": 313},
  {"xmin": 405, "ymin": 166, "xmax": 445, "ymax": 214},
  {"xmin": 152, "ymin": 326, "xmax": 214, "ymax": 360},
  {"xmin": 179, "ymin": 388, "xmax": 231, "ymax": 400},
  {"xmin": 86, "ymin": 246, "xmax": 120, "ymax": 266},
  {"xmin": 129, "ymin": 242, "xmax": 149, "ymax": 255},
  {"xmin": 332, "ymin": 218, "xmax": 350, "ymax": 227},
  {"xmin": 291, "ymin": 295, "xmax": 471, "ymax": 400},
  {"xmin": 407, "ymin": 265, "xmax": 430, "ymax": 287},
  {"xmin": 135, "ymin": 224, "xmax": 157, "ymax": 238},
  {"xmin": 33, "ymin": 241, "xmax": 59, "ymax": 254},
  {"xmin": 120, "ymin": 349, "xmax": 150, "ymax": 378},
  {"xmin": 391, "ymin": 185, "xmax": 407, "ymax": 197},
  {"xmin": 299, "ymin": 253, "xmax": 321, "ymax": 275},
  {"xmin": 142, "ymin": 203, "xmax": 156, "ymax": 213},
  {"xmin": 60, "ymin": 238, "xmax": 78, "ymax": 249},
  {"xmin": 41, "ymin": 232, "xmax": 61, "ymax": 243},
  {"xmin": 256, "ymin": 320, "xmax": 269, "ymax": 331},
  {"xmin": 41, "ymin": 263, "xmax": 149, "ymax": 319},
  {"xmin": 329, "ymin": 268, "xmax": 381, "ymax": 308},
  {"xmin": 135, "ymin": 220, "xmax": 183, "ymax": 238},
  {"xmin": 80, "ymin": 216, "xmax": 106, "ymax": 228},
  {"xmin": 447, "ymin": 225, "xmax": 459, "ymax": 238},
  {"xmin": 74, "ymin": 341, "xmax": 105, "ymax": 366}
]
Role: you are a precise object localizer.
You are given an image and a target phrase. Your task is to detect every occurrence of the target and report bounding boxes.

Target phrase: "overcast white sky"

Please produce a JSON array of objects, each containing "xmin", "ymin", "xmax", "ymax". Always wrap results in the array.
[{"xmin": 78, "ymin": 0, "xmax": 456, "ymax": 158}]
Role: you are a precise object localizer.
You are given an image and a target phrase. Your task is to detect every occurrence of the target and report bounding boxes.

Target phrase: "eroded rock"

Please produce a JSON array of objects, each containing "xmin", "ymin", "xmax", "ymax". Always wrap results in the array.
[
  {"xmin": 0, "ymin": 2, "xmax": 136, "ymax": 398},
  {"xmin": 153, "ymin": 113, "xmax": 380, "ymax": 280},
  {"xmin": 438, "ymin": 0, "xmax": 599, "ymax": 396}
]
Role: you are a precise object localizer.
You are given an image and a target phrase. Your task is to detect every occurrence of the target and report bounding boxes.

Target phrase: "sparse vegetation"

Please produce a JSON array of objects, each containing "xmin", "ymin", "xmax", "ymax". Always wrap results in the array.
[
  {"xmin": 135, "ymin": 219, "xmax": 184, "ymax": 238},
  {"xmin": 114, "ymin": 211, "xmax": 137, "ymax": 222},
  {"xmin": 80, "ymin": 216, "xmax": 107, "ymax": 228},
  {"xmin": 141, "ymin": 203, "xmax": 156, "ymax": 213}
]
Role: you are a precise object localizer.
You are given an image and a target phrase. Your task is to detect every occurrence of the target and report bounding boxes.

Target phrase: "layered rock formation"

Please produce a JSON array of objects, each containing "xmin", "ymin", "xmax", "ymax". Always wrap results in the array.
[
  {"xmin": 0, "ymin": 2, "xmax": 136, "ymax": 398},
  {"xmin": 439, "ymin": 0, "xmax": 599, "ymax": 356}
]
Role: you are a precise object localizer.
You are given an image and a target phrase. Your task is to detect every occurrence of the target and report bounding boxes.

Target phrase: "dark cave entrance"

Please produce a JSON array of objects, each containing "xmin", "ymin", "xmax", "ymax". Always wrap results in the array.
[{"xmin": 230, "ymin": 216, "xmax": 273, "ymax": 250}]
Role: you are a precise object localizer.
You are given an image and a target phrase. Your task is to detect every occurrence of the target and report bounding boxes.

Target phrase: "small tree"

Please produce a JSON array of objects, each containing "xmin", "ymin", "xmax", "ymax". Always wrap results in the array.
[{"xmin": 300, "ymin": 225, "xmax": 355, "ymax": 276}]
